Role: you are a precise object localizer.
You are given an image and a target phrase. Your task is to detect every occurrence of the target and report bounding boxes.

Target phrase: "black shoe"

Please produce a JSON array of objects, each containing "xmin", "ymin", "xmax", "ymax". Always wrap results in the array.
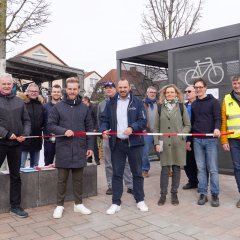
[
  {"xmin": 198, "ymin": 194, "xmax": 208, "ymax": 205},
  {"xmin": 182, "ymin": 183, "xmax": 198, "ymax": 190},
  {"xmin": 171, "ymin": 193, "xmax": 179, "ymax": 206},
  {"xmin": 95, "ymin": 161, "xmax": 100, "ymax": 165},
  {"xmin": 106, "ymin": 188, "xmax": 112, "ymax": 195},
  {"xmin": 10, "ymin": 207, "xmax": 28, "ymax": 218},
  {"xmin": 87, "ymin": 157, "xmax": 93, "ymax": 163},
  {"xmin": 158, "ymin": 195, "xmax": 166, "ymax": 206},
  {"xmin": 211, "ymin": 194, "xmax": 219, "ymax": 207},
  {"xmin": 127, "ymin": 188, "xmax": 133, "ymax": 194}
]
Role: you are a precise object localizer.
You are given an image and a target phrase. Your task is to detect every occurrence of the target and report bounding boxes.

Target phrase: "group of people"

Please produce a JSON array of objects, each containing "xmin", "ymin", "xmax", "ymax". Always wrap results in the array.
[{"xmin": 1, "ymin": 72, "xmax": 240, "ymax": 219}]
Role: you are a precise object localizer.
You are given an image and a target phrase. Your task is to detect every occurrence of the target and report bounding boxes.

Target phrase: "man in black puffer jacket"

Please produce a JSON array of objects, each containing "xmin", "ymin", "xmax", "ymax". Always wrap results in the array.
[{"xmin": 0, "ymin": 73, "xmax": 31, "ymax": 218}]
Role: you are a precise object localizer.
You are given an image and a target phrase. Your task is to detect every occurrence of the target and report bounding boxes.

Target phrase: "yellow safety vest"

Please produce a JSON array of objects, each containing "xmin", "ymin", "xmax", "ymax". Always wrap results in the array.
[{"xmin": 225, "ymin": 94, "xmax": 240, "ymax": 138}]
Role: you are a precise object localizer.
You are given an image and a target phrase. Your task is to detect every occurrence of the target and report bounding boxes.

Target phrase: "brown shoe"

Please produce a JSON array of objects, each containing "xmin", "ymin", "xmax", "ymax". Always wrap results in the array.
[
  {"xmin": 236, "ymin": 199, "xmax": 240, "ymax": 208},
  {"xmin": 142, "ymin": 171, "xmax": 149, "ymax": 178}
]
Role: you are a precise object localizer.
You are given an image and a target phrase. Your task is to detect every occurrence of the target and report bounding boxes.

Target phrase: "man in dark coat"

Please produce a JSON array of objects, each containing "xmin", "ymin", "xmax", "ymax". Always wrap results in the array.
[
  {"xmin": 48, "ymin": 77, "xmax": 94, "ymax": 219},
  {"xmin": 0, "ymin": 73, "xmax": 31, "ymax": 218},
  {"xmin": 43, "ymin": 84, "xmax": 62, "ymax": 166},
  {"xmin": 18, "ymin": 83, "xmax": 44, "ymax": 168}
]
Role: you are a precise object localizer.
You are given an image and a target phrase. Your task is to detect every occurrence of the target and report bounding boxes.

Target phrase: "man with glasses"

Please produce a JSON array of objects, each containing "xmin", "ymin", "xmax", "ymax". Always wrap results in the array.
[
  {"xmin": 191, "ymin": 78, "xmax": 221, "ymax": 207},
  {"xmin": 19, "ymin": 83, "xmax": 44, "ymax": 168},
  {"xmin": 142, "ymin": 86, "xmax": 158, "ymax": 178},
  {"xmin": 182, "ymin": 86, "xmax": 198, "ymax": 190}
]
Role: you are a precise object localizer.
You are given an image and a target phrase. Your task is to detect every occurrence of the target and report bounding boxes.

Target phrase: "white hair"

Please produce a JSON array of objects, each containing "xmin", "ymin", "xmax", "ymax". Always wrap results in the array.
[{"xmin": 0, "ymin": 73, "xmax": 13, "ymax": 82}]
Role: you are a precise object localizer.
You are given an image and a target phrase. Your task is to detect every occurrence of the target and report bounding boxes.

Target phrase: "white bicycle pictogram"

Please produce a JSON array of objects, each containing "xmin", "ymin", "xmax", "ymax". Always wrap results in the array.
[{"xmin": 184, "ymin": 57, "xmax": 224, "ymax": 86}]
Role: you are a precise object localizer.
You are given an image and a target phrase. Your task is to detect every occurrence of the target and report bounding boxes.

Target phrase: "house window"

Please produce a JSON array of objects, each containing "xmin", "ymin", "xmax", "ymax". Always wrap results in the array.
[
  {"xmin": 90, "ymin": 78, "xmax": 98, "ymax": 88},
  {"xmin": 32, "ymin": 50, "xmax": 48, "ymax": 61}
]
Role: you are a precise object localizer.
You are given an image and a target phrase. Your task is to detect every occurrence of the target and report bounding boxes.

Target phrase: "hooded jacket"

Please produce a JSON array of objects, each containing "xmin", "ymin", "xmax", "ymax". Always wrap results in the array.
[
  {"xmin": 0, "ymin": 92, "xmax": 31, "ymax": 146},
  {"xmin": 191, "ymin": 94, "xmax": 221, "ymax": 137},
  {"xmin": 47, "ymin": 94, "xmax": 94, "ymax": 168},
  {"xmin": 100, "ymin": 91, "xmax": 147, "ymax": 150}
]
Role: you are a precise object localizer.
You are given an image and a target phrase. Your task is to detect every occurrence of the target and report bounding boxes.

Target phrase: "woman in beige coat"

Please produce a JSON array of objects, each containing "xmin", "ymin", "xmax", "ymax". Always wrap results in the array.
[{"xmin": 154, "ymin": 84, "xmax": 191, "ymax": 206}]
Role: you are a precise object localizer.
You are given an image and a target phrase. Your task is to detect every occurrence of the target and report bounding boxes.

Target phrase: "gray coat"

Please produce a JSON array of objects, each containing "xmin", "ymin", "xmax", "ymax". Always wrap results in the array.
[
  {"xmin": 154, "ymin": 103, "xmax": 191, "ymax": 167},
  {"xmin": 47, "ymin": 95, "xmax": 94, "ymax": 168}
]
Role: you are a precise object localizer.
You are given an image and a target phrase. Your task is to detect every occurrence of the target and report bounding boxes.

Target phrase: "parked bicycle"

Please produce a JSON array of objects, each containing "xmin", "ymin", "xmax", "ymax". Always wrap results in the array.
[{"xmin": 184, "ymin": 57, "xmax": 224, "ymax": 86}]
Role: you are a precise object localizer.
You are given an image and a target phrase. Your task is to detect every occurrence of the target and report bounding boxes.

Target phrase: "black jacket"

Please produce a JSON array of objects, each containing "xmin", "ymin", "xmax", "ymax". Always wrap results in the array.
[
  {"xmin": 18, "ymin": 94, "xmax": 44, "ymax": 151},
  {"xmin": 0, "ymin": 93, "xmax": 31, "ymax": 146},
  {"xmin": 191, "ymin": 94, "xmax": 221, "ymax": 137},
  {"xmin": 47, "ymin": 95, "xmax": 94, "ymax": 168}
]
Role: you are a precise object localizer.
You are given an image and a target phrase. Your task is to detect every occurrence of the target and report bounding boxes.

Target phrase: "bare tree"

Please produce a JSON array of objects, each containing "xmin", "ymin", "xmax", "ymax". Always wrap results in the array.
[
  {"xmin": 0, "ymin": 0, "xmax": 51, "ymax": 72},
  {"xmin": 141, "ymin": 0, "xmax": 203, "ymax": 43}
]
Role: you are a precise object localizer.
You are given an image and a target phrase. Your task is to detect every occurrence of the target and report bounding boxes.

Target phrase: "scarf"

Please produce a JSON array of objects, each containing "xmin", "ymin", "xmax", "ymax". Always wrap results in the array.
[
  {"xmin": 145, "ymin": 97, "xmax": 156, "ymax": 110},
  {"xmin": 163, "ymin": 97, "xmax": 179, "ymax": 112}
]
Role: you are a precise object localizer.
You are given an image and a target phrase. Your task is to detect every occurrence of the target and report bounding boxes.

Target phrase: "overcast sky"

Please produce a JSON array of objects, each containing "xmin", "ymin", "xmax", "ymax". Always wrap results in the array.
[{"xmin": 8, "ymin": 0, "xmax": 240, "ymax": 77}]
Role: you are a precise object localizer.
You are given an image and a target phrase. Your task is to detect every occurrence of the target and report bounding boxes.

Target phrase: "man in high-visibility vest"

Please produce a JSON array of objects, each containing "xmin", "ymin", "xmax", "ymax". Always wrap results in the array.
[{"xmin": 221, "ymin": 74, "xmax": 240, "ymax": 208}]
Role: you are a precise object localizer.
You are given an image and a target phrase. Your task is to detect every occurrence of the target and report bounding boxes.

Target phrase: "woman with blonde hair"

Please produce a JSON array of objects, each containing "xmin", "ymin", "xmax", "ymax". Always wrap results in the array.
[{"xmin": 154, "ymin": 84, "xmax": 191, "ymax": 206}]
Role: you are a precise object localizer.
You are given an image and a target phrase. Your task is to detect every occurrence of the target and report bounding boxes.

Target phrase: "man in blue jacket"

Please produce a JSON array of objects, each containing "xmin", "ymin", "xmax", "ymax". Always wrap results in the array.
[{"xmin": 100, "ymin": 78, "xmax": 148, "ymax": 214}]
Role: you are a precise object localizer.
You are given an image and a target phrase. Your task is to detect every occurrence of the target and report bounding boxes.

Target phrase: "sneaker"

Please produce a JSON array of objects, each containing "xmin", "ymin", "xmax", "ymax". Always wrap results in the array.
[
  {"xmin": 236, "ymin": 199, "xmax": 240, "ymax": 208},
  {"xmin": 74, "ymin": 204, "xmax": 92, "ymax": 214},
  {"xmin": 182, "ymin": 183, "xmax": 198, "ymax": 190},
  {"xmin": 142, "ymin": 171, "xmax": 149, "ymax": 178},
  {"xmin": 157, "ymin": 195, "xmax": 166, "ymax": 206},
  {"xmin": 127, "ymin": 188, "xmax": 133, "ymax": 194},
  {"xmin": 53, "ymin": 206, "xmax": 64, "ymax": 219},
  {"xmin": 106, "ymin": 188, "xmax": 112, "ymax": 195},
  {"xmin": 106, "ymin": 204, "xmax": 121, "ymax": 215},
  {"xmin": 137, "ymin": 201, "xmax": 148, "ymax": 212},
  {"xmin": 197, "ymin": 194, "xmax": 208, "ymax": 205},
  {"xmin": 171, "ymin": 193, "xmax": 179, "ymax": 206},
  {"xmin": 10, "ymin": 207, "xmax": 28, "ymax": 218},
  {"xmin": 211, "ymin": 194, "xmax": 220, "ymax": 207}
]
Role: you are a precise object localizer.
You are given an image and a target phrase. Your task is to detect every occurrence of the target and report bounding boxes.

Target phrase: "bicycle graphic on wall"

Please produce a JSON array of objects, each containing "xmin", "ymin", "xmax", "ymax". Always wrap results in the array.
[{"xmin": 184, "ymin": 57, "xmax": 224, "ymax": 86}]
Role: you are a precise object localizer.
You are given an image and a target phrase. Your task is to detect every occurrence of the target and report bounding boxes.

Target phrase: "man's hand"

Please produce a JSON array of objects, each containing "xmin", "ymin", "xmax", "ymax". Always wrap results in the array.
[
  {"xmin": 186, "ymin": 141, "xmax": 192, "ymax": 151},
  {"xmin": 213, "ymin": 129, "xmax": 221, "ymax": 138},
  {"xmin": 102, "ymin": 130, "xmax": 110, "ymax": 139},
  {"xmin": 65, "ymin": 130, "xmax": 74, "ymax": 137},
  {"xmin": 222, "ymin": 143, "xmax": 230, "ymax": 151},
  {"xmin": 16, "ymin": 136, "xmax": 26, "ymax": 142},
  {"xmin": 86, "ymin": 150, "xmax": 93, "ymax": 158},
  {"xmin": 123, "ymin": 127, "xmax": 133, "ymax": 136}
]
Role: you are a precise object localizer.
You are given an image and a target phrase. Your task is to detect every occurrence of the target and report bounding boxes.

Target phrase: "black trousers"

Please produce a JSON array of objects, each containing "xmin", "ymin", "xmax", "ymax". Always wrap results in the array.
[
  {"xmin": 44, "ymin": 140, "xmax": 56, "ymax": 166},
  {"xmin": 184, "ymin": 145, "xmax": 198, "ymax": 186},
  {"xmin": 0, "ymin": 145, "xmax": 22, "ymax": 208}
]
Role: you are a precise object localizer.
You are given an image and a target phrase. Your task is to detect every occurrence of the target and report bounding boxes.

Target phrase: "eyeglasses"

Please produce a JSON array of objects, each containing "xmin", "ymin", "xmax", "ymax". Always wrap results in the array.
[
  {"xmin": 194, "ymin": 86, "xmax": 204, "ymax": 89},
  {"xmin": 184, "ymin": 90, "xmax": 192, "ymax": 93},
  {"xmin": 149, "ymin": 91, "xmax": 157, "ymax": 94},
  {"xmin": 29, "ymin": 90, "xmax": 39, "ymax": 93}
]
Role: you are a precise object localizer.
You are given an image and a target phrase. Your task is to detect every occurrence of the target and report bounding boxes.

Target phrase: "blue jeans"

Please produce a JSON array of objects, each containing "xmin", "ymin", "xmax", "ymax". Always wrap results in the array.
[
  {"xmin": 193, "ymin": 138, "xmax": 219, "ymax": 195},
  {"xmin": 21, "ymin": 151, "xmax": 40, "ymax": 168},
  {"xmin": 111, "ymin": 140, "xmax": 144, "ymax": 205},
  {"xmin": 142, "ymin": 135, "xmax": 154, "ymax": 171},
  {"xmin": 229, "ymin": 139, "xmax": 240, "ymax": 192}
]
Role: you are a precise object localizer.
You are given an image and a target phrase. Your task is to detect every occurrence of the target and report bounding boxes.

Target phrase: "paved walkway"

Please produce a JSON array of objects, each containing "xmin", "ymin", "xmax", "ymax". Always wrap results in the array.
[{"xmin": 1, "ymin": 161, "xmax": 240, "ymax": 240}]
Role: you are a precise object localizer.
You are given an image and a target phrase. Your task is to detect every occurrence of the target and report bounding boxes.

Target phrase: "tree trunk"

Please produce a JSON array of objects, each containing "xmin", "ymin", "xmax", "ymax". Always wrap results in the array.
[{"xmin": 0, "ymin": 0, "xmax": 7, "ymax": 72}]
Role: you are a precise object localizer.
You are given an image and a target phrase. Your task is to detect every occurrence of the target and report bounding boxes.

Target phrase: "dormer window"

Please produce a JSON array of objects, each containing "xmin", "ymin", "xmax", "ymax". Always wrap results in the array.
[{"xmin": 32, "ymin": 50, "xmax": 47, "ymax": 61}]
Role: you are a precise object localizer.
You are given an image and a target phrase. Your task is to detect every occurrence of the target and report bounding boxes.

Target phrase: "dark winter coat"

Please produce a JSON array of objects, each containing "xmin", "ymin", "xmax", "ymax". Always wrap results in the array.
[
  {"xmin": 18, "ymin": 93, "xmax": 44, "ymax": 151},
  {"xmin": 0, "ymin": 93, "xmax": 31, "ymax": 146},
  {"xmin": 191, "ymin": 94, "xmax": 221, "ymax": 138},
  {"xmin": 100, "ymin": 91, "xmax": 147, "ymax": 150},
  {"xmin": 47, "ymin": 95, "xmax": 94, "ymax": 168}
]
